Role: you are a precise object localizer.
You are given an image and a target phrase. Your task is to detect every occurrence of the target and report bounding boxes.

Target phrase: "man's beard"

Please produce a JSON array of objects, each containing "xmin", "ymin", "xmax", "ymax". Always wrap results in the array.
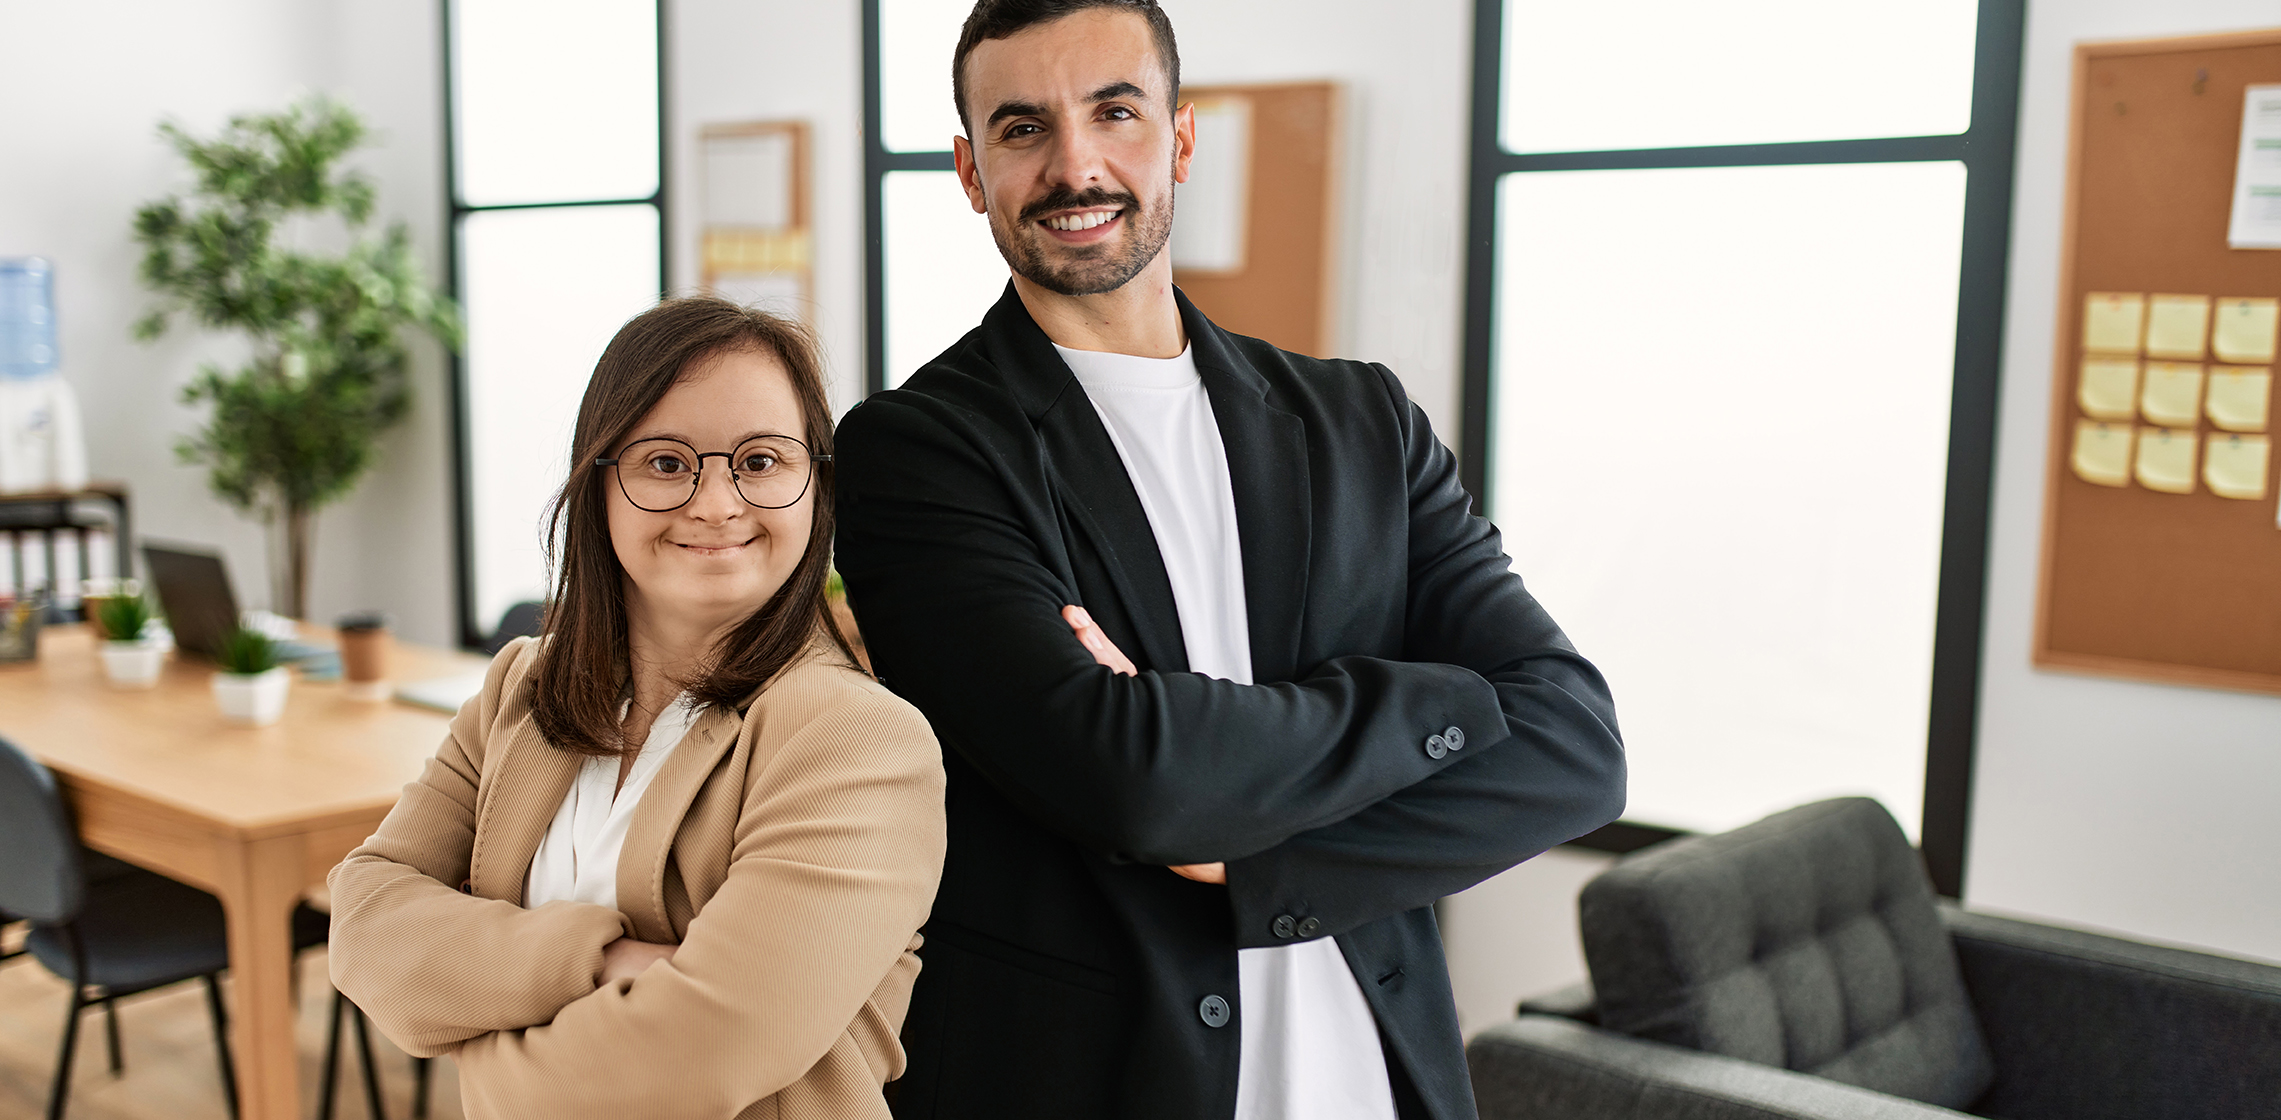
[{"xmin": 987, "ymin": 182, "xmax": 1175, "ymax": 297}]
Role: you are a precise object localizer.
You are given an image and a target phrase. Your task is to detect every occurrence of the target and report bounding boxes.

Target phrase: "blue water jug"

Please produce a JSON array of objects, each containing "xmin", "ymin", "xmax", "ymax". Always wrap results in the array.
[{"xmin": 0, "ymin": 258, "xmax": 59, "ymax": 380}]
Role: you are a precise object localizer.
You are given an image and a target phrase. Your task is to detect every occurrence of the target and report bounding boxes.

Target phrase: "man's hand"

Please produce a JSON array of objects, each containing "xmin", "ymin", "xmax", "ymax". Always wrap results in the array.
[
  {"xmin": 1061, "ymin": 605, "xmax": 1223, "ymax": 887},
  {"xmin": 599, "ymin": 937, "xmax": 677, "ymax": 984}
]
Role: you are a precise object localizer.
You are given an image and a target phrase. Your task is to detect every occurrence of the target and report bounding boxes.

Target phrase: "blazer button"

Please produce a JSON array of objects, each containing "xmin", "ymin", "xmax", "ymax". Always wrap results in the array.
[
  {"xmin": 1424, "ymin": 734, "xmax": 1448, "ymax": 760},
  {"xmin": 1444, "ymin": 726, "xmax": 1465, "ymax": 750},
  {"xmin": 1272, "ymin": 914, "xmax": 1297, "ymax": 938},
  {"xmin": 1199, "ymin": 994, "xmax": 1231, "ymax": 1028},
  {"xmin": 1296, "ymin": 917, "xmax": 1321, "ymax": 937}
]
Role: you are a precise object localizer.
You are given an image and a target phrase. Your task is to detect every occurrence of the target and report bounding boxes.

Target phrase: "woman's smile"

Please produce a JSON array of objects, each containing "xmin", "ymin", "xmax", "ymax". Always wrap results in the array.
[{"xmin": 671, "ymin": 536, "xmax": 756, "ymax": 557}]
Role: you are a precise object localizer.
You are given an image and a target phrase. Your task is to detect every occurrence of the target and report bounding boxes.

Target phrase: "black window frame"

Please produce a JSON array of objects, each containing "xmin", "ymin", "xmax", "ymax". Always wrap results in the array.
[
  {"xmin": 1459, "ymin": 0, "xmax": 2026, "ymax": 894},
  {"xmin": 438, "ymin": 0, "xmax": 672, "ymax": 648},
  {"xmin": 862, "ymin": 0, "xmax": 960, "ymax": 396}
]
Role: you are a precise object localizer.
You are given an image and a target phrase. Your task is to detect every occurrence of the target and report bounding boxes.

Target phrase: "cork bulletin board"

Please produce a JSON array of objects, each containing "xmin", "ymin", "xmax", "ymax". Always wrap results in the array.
[
  {"xmin": 2037, "ymin": 29, "xmax": 2281, "ymax": 693},
  {"xmin": 1171, "ymin": 82, "xmax": 1342, "ymax": 358}
]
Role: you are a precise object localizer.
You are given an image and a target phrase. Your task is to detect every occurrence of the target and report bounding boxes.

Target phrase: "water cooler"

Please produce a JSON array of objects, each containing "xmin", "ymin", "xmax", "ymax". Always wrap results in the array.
[{"xmin": 0, "ymin": 257, "xmax": 89, "ymax": 494}]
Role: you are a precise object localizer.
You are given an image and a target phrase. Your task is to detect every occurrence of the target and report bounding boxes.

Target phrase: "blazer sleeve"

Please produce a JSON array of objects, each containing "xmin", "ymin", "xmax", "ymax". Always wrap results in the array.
[
  {"xmin": 836, "ymin": 391, "xmax": 1527, "ymax": 868},
  {"xmin": 1219, "ymin": 367, "xmax": 1626, "ymax": 947},
  {"xmin": 326, "ymin": 640, "xmax": 630, "ymax": 1056},
  {"xmin": 450, "ymin": 692, "xmax": 947, "ymax": 1119}
]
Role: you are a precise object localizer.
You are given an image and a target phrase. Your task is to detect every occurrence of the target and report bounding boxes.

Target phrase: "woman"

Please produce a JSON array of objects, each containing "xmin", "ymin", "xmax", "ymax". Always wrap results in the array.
[{"xmin": 328, "ymin": 298, "xmax": 945, "ymax": 1119}]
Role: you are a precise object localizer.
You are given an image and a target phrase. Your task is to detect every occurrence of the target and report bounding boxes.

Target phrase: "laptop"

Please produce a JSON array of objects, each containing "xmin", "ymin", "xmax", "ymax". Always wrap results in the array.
[{"xmin": 142, "ymin": 543, "xmax": 241, "ymax": 659}]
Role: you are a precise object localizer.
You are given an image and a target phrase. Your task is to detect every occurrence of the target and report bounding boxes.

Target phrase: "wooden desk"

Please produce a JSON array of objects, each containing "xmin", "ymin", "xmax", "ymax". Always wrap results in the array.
[{"xmin": 0, "ymin": 625, "xmax": 490, "ymax": 1120}]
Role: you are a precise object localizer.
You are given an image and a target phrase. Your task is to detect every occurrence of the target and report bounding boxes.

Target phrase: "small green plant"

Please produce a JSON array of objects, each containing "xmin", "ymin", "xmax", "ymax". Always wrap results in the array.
[
  {"xmin": 216, "ymin": 628, "xmax": 280, "ymax": 675},
  {"xmin": 97, "ymin": 596, "xmax": 154, "ymax": 643}
]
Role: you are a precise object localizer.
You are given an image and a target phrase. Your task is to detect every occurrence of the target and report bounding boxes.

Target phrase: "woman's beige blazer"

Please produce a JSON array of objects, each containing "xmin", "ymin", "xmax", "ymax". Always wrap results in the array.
[{"xmin": 327, "ymin": 636, "xmax": 945, "ymax": 1120}]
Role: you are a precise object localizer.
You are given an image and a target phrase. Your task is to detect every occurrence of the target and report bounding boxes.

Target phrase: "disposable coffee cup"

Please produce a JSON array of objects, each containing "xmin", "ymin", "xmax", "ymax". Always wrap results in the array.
[{"xmin": 337, "ymin": 611, "xmax": 392, "ymax": 700}]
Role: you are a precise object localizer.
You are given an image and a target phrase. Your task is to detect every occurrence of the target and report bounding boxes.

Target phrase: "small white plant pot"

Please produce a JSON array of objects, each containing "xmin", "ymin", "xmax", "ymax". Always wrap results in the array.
[
  {"xmin": 213, "ymin": 667, "xmax": 291, "ymax": 726},
  {"xmin": 101, "ymin": 641, "xmax": 165, "ymax": 689}
]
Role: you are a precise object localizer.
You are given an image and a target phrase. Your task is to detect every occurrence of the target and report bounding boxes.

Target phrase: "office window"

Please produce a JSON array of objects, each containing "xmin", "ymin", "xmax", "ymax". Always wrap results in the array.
[
  {"xmin": 1461, "ymin": 0, "xmax": 2023, "ymax": 891},
  {"xmin": 444, "ymin": 0, "xmax": 666, "ymax": 645},
  {"xmin": 865, "ymin": 0, "xmax": 1010, "ymax": 392}
]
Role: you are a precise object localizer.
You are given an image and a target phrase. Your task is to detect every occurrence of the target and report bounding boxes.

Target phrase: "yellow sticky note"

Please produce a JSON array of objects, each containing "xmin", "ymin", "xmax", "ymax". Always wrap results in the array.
[
  {"xmin": 2135, "ymin": 426, "xmax": 2198, "ymax": 493},
  {"xmin": 2211, "ymin": 297, "xmax": 2280, "ymax": 365},
  {"xmin": 2145, "ymin": 294, "xmax": 2212, "ymax": 360},
  {"xmin": 2207, "ymin": 367, "xmax": 2271, "ymax": 432},
  {"xmin": 2082, "ymin": 292, "xmax": 2145, "ymax": 354},
  {"xmin": 2071, "ymin": 420, "xmax": 2134, "ymax": 487},
  {"xmin": 2204, "ymin": 433, "xmax": 2270, "ymax": 500},
  {"xmin": 2139, "ymin": 362, "xmax": 2204, "ymax": 427},
  {"xmin": 2078, "ymin": 357, "xmax": 2140, "ymax": 420}
]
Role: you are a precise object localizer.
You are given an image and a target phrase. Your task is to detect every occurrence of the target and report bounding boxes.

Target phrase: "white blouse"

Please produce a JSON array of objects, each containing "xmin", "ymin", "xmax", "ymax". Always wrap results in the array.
[{"xmin": 524, "ymin": 694, "xmax": 704, "ymax": 912}]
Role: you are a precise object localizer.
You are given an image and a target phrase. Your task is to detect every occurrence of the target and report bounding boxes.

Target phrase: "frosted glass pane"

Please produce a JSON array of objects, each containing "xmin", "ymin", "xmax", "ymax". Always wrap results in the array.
[
  {"xmin": 452, "ymin": 0, "xmax": 659, "ymax": 206},
  {"xmin": 880, "ymin": 0, "xmax": 970, "ymax": 152},
  {"xmin": 1491, "ymin": 162, "xmax": 1968, "ymax": 838},
  {"xmin": 460, "ymin": 204, "xmax": 660, "ymax": 630},
  {"xmin": 1502, "ymin": 0, "xmax": 1976, "ymax": 153},
  {"xmin": 883, "ymin": 171, "xmax": 1007, "ymax": 387}
]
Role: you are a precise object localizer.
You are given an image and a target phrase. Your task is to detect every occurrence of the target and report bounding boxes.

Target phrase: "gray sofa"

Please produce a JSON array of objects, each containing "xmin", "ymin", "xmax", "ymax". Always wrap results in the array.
[{"xmin": 1467, "ymin": 799, "xmax": 2281, "ymax": 1120}]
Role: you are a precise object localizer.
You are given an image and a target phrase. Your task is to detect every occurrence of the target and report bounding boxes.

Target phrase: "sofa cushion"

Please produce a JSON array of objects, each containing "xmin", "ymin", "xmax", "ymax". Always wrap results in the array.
[{"xmin": 1579, "ymin": 798, "xmax": 1994, "ymax": 1110}]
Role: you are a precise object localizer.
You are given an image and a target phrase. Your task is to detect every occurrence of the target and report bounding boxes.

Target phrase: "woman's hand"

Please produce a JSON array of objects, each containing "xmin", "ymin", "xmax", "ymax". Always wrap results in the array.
[
  {"xmin": 599, "ymin": 937, "xmax": 677, "ymax": 984},
  {"xmin": 1061, "ymin": 605, "xmax": 1224, "ymax": 887},
  {"xmin": 1061, "ymin": 606, "xmax": 1138, "ymax": 676}
]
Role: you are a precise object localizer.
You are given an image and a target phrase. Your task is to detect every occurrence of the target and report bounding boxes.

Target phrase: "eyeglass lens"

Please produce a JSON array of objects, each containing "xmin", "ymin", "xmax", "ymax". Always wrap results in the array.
[{"xmin": 614, "ymin": 436, "xmax": 815, "ymax": 511}]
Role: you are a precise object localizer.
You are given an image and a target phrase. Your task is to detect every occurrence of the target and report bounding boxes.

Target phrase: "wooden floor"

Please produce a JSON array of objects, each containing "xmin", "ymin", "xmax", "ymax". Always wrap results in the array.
[{"xmin": 0, "ymin": 925, "xmax": 461, "ymax": 1120}]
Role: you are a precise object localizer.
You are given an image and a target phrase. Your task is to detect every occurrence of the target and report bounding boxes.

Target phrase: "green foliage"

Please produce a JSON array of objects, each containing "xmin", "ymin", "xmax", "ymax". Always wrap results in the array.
[
  {"xmin": 134, "ymin": 97, "xmax": 460, "ymax": 517},
  {"xmin": 96, "ymin": 596, "xmax": 154, "ymax": 642},
  {"xmin": 216, "ymin": 627, "xmax": 280, "ymax": 675}
]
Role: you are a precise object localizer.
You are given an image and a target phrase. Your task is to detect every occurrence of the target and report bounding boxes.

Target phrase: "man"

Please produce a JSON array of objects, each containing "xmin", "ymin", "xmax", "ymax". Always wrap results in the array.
[{"xmin": 833, "ymin": 2, "xmax": 1625, "ymax": 1117}]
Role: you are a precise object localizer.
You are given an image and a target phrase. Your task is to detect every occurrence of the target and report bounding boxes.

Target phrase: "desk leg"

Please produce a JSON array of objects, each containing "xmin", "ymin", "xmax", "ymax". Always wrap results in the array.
[{"xmin": 215, "ymin": 833, "xmax": 307, "ymax": 1120}]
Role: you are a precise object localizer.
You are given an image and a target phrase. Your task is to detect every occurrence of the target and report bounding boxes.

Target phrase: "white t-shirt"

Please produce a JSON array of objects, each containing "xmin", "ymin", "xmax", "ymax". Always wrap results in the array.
[
  {"xmin": 1058, "ymin": 343, "xmax": 1399, "ymax": 1120},
  {"xmin": 525, "ymin": 693, "xmax": 704, "ymax": 911}
]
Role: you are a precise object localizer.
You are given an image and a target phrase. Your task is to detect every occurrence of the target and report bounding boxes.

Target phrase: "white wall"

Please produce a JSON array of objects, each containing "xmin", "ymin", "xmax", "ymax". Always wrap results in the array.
[
  {"xmin": 0, "ymin": 0, "xmax": 455, "ymax": 645},
  {"xmin": 1965, "ymin": 0, "xmax": 2281, "ymax": 965}
]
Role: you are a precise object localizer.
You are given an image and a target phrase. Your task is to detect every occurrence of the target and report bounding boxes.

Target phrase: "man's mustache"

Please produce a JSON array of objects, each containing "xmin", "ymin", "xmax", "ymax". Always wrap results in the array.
[{"xmin": 1018, "ymin": 187, "xmax": 1139, "ymax": 224}]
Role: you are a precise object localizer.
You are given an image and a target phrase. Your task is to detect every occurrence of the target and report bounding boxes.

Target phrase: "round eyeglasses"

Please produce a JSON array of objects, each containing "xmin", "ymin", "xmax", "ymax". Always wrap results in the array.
[{"xmin": 596, "ymin": 435, "xmax": 829, "ymax": 512}]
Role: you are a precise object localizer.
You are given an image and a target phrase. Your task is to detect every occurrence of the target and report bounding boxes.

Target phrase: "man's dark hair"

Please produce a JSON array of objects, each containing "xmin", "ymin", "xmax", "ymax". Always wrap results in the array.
[{"xmin": 952, "ymin": 0, "xmax": 1181, "ymax": 136}]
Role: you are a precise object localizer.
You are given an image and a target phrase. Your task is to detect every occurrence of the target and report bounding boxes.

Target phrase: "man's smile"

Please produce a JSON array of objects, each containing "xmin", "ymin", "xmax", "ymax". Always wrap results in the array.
[{"xmin": 1039, "ymin": 206, "xmax": 1125, "ymax": 242}]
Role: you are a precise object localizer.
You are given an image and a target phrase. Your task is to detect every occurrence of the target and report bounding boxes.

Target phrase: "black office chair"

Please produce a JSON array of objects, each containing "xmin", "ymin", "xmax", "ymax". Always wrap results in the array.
[
  {"xmin": 483, "ymin": 599, "xmax": 545, "ymax": 656},
  {"xmin": 0, "ymin": 734, "xmax": 328, "ymax": 1120}
]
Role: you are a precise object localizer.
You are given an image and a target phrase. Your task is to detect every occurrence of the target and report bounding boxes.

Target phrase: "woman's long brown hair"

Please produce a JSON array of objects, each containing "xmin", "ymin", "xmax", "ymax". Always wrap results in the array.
[{"xmin": 525, "ymin": 297, "xmax": 857, "ymax": 757}]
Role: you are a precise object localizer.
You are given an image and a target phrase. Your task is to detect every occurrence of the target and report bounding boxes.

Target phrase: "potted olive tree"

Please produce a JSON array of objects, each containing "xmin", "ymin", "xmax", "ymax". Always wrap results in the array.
[
  {"xmin": 96, "ymin": 595, "xmax": 164, "ymax": 688},
  {"xmin": 212, "ymin": 627, "xmax": 289, "ymax": 725},
  {"xmin": 134, "ymin": 98, "xmax": 460, "ymax": 619}
]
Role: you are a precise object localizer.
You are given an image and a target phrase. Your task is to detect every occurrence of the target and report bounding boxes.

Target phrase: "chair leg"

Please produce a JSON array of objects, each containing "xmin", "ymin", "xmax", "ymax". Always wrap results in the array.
[
  {"xmin": 411, "ymin": 1056, "xmax": 432, "ymax": 1120},
  {"xmin": 47, "ymin": 988, "xmax": 86, "ymax": 1120},
  {"xmin": 102, "ymin": 996, "xmax": 122, "ymax": 1075},
  {"xmin": 202, "ymin": 975, "xmax": 239, "ymax": 1120},
  {"xmin": 318, "ymin": 990, "xmax": 347, "ymax": 1120},
  {"xmin": 350, "ymin": 1003, "xmax": 389, "ymax": 1120}
]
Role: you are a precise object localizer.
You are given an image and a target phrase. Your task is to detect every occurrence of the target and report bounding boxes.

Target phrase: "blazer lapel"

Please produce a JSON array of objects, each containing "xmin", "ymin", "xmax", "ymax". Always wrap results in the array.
[
  {"xmin": 617, "ymin": 702, "xmax": 740, "ymax": 943},
  {"xmin": 980, "ymin": 284, "xmax": 1188, "ymax": 674},
  {"xmin": 1181, "ymin": 292, "xmax": 1312, "ymax": 685},
  {"xmin": 468, "ymin": 716, "xmax": 581, "ymax": 906}
]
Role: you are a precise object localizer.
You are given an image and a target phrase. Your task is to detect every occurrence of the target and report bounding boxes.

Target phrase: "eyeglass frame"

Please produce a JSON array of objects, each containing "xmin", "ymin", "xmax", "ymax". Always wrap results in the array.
[{"xmin": 594, "ymin": 434, "xmax": 832, "ymax": 513}]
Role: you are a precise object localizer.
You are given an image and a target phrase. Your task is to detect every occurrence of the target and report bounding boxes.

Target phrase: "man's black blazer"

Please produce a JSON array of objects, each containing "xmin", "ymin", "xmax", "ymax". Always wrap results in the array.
[{"xmin": 834, "ymin": 285, "xmax": 1624, "ymax": 1120}]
